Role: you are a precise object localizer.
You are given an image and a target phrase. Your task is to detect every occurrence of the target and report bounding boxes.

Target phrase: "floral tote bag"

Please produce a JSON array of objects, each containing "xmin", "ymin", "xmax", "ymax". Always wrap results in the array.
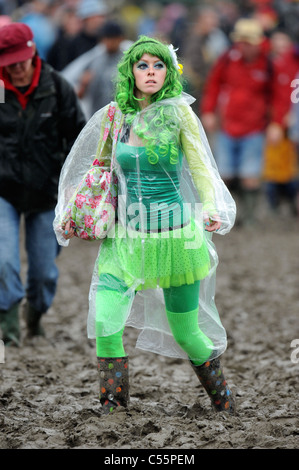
[{"xmin": 61, "ymin": 104, "xmax": 122, "ymax": 240}]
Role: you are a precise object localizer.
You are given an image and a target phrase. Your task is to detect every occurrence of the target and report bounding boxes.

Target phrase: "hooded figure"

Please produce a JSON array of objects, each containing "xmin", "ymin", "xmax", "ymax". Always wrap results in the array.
[{"xmin": 54, "ymin": 36, "xmax": 236, "ymax": 415}]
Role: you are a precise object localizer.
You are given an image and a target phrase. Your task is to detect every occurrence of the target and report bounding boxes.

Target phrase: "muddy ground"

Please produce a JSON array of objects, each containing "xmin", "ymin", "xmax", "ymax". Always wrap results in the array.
[{"xmin": 0, "ymin": 201, "xmax": 298, "ymax": 450}]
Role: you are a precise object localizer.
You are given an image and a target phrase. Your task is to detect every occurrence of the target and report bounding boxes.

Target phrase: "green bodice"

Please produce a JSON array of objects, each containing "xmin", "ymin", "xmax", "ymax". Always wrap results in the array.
[{"xmin": 116, "ymin": 141, "xmax": 188, "ymax": 231}]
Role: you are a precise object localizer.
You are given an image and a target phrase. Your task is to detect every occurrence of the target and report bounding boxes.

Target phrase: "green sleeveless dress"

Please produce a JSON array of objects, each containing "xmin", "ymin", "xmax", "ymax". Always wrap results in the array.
[{"xmin": 97, "ymin": 141, "xmax": 210, "ymax": 290}]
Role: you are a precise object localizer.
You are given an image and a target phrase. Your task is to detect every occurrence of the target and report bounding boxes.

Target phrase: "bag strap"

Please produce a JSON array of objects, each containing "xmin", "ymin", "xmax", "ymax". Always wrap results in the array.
[
  {"xmin": 97, "ymin": 102, "xmax": 122, "ymax": 171},
  {"xmin": 107, "ymin": 104, "xmax": 116, "ymax": 172}
]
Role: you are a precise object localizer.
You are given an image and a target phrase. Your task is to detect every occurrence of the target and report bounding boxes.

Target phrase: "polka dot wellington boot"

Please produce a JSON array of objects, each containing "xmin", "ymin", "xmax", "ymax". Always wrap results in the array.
[
  {"xmin": 97, "ymin": 357, "xmax": 129, "ymax": 414},
  {"xmin": 190, "ymin": 358, "xmax": 236, "ymax": 414}
]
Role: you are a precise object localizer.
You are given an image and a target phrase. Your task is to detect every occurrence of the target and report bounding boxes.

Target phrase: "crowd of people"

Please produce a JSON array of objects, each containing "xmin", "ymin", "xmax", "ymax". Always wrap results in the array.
[
  {"xmin": 1, "ymin": 0, "xmax": 298, "ymax": 220},
  {"xmin": 0, "ymin": 0, "xmax": 298, "ymax": 413}
]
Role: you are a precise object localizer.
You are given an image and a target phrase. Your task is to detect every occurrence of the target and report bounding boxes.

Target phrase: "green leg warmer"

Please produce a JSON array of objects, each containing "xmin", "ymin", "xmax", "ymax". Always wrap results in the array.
[
  {"xmin": 95, "ymin": 274, "xmax": 131, "ymax": 358},
  {"xmin": 166, "ymin": 308, "xmax": 214, "ymax": 365},
  {"xmin": 164, "ymin": 281, "xmax": 213, "ymax": 365},
  {"xmin": 96, "ymin": 328, "xmax": 125, "ymax": 357}
]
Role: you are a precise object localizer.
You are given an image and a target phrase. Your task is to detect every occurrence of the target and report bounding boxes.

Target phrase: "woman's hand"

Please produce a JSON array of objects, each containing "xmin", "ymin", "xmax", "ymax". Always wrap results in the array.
[
  {"xmin": 204, "ymin": 213, "xmax": 221, "ymax": 232},
  {"xmin": 62, "ymin": 220, "xmax": 76, "ymax": 240}
]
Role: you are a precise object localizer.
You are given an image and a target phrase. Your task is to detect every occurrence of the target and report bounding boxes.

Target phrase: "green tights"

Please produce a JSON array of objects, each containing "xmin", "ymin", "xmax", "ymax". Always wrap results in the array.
[{"xmin": 96, "ymin": 276, "xmax": 213, "ymax": 365}]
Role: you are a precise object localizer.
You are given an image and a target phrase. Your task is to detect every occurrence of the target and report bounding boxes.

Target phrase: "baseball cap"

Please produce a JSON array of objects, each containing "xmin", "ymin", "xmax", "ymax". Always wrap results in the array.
[
  {"xmin": 0, "ymin": 23, "xmax": 35, "ymax": 67},
  {"xmin": 230, "ymin": 19, "xmax": 264, "ymax": 45}
]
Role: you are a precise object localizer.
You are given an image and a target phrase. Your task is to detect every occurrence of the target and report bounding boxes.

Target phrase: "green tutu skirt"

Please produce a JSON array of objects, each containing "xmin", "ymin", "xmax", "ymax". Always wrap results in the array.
[{"xmin": 98, "ymin": 219, "xmax": 210, "ymax": 290}]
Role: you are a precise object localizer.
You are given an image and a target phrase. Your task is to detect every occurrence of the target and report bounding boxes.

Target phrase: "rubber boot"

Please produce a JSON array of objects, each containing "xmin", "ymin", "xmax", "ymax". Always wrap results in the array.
[
  {"xmin": 0, "ymin": 303, "xmax": 20, "ymax": 347},
  {"xmin": 97, "ymin": 356, "xmax": 129, "ymax": 414},
  {"xmin": 23, "ymin": 302, "xmax": 45, "ymax": 338},
  {"xmin": 190, "ymin": 358, "xmax": 236, "ymax": 414}
]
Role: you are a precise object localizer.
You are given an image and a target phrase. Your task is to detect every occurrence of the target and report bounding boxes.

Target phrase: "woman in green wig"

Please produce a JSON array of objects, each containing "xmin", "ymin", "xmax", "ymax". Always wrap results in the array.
[{"xmin": 54, "ymin": 36, "xmax": 236, "ymax": 415}]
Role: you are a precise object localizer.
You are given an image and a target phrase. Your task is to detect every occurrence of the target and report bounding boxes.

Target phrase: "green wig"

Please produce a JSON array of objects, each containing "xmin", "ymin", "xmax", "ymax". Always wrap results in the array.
[{"xmin": 115, "ymin": 36, "xmax": 184, "ymax": 165}]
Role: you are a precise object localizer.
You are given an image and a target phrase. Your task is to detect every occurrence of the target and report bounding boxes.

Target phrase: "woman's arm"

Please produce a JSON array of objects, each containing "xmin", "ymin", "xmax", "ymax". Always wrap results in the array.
[{"xmin": 180, "ymin": 105, "xmax": 221, "ymax": 231}]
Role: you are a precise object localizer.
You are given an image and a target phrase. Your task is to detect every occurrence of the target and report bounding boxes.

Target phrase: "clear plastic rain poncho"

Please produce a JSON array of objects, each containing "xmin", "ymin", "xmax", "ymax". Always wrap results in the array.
[{"xmin": 54, "ymin": 92, "xmax": 236, "ymax": 361}]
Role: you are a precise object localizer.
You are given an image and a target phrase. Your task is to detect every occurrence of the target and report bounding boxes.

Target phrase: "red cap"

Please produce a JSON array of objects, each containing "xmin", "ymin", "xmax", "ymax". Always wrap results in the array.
[{"xmin": 0, "ymin": 23, "xmax": 35, "ymax": 67}]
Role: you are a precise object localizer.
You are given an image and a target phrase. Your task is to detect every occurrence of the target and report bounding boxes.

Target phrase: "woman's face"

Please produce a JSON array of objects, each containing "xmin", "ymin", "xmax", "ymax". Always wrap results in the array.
[{"xmin": 133, "ymin": 53, "xmax": 167, "ymax": 101}]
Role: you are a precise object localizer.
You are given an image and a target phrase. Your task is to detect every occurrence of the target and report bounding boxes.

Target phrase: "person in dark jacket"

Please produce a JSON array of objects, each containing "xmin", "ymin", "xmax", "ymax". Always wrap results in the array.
[
  {"xmin": 0, "ymin": 22, "xmax": 86, "ymax": 346},
  {"xmin": 67, "ymin": 0, "xmax": 108, "ymax": 64}
]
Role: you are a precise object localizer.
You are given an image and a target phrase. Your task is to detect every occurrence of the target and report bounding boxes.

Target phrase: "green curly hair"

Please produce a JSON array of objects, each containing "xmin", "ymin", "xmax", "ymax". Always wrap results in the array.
[{"xmin": 115, "ymin": 35, "xmax": 184, "ymax": 165}]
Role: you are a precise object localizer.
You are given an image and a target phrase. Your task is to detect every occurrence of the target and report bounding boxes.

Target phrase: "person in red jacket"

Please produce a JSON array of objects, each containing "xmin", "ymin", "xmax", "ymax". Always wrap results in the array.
[{"xmin": 201, "ymin": 18, "xmax": 283, "ymax": 225}]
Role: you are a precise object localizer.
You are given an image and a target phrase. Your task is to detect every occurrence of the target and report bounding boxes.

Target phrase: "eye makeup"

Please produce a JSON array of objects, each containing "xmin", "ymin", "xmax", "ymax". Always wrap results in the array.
[{"xmin": 136, "ymin": 60, "xmax": 166, "ymax": 70}]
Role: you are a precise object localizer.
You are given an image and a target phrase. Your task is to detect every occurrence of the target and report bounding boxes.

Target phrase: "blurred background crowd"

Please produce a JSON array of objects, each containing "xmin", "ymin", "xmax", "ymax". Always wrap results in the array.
[{"xmin": 1, "ymin": 0, "xmax": 299, "ymax": 224}]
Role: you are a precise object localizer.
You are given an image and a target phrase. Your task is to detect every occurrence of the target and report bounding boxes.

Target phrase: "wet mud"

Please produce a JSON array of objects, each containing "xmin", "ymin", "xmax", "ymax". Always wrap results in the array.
[{"xmin": 0, "ymin": 210, "xmax": 298, "ymax": 449}]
